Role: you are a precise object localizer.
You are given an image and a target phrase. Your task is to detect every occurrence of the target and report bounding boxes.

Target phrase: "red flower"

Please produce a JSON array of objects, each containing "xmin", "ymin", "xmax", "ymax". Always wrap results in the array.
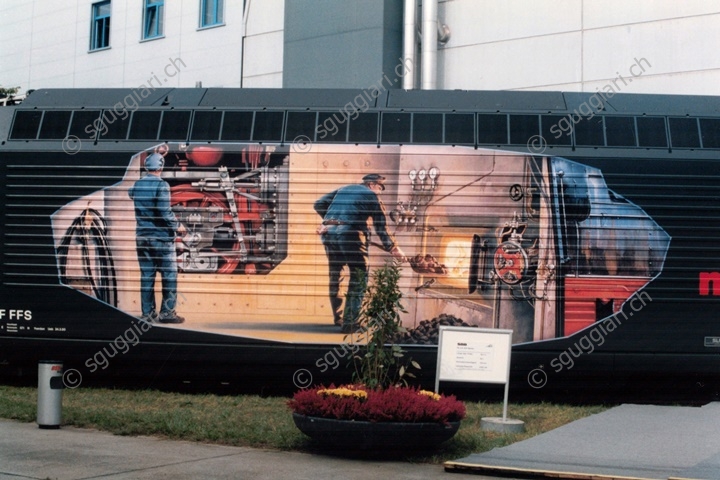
[{"xmin": 288, "ymin": 384, "xmax": 465, "ymax": 424}]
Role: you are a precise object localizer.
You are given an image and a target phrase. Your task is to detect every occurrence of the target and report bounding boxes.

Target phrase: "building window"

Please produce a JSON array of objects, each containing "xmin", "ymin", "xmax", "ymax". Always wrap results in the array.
[
  {"xmin": 200, "ymin": 0, "xmax": 223, "ymax": 28},
  {"xmin": 143, "ymin": 0, "xmax": 164, "ymax": 39},
  {"xmin": 90, "ymin": 1, "xmax": 111, "ymax": 50}
]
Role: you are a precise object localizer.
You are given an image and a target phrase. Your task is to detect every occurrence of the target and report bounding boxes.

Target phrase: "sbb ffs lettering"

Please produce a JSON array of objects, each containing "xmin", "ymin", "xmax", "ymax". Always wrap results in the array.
[{"xmin": 0, "ymin": 310, "xmax": 32, "ymax": 320}]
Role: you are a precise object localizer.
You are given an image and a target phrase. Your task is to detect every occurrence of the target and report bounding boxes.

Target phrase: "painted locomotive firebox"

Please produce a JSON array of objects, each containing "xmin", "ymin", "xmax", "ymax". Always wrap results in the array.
[{"xmin": 385, "ymin": 149, "xmax": 669, "ymax": 345}]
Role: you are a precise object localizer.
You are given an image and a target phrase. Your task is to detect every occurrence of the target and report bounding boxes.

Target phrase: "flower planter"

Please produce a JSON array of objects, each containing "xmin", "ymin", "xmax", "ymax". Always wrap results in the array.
[{"xmin": 292, "ymin": 413, "xmax": 460, "ymax": 450}]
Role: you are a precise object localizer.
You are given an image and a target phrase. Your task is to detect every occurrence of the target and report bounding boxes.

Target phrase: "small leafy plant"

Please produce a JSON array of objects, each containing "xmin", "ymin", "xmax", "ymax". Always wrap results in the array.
[
  {"xmin": 289, "ymin": 262, "xmax": 465, "ymax": 426},
  {"xmin": 352, "ymin": 261, "xmax": 419, "ymax": 389}
]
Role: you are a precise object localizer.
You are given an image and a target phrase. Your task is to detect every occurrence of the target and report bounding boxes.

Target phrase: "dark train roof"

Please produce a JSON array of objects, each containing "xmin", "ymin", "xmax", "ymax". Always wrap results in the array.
[
  {"xmin": 18, "ymin": 87, "xmax": 720, "ymax": 115},
  {"xmin": 5, "ymin": 88, "xmax": 720, "ymax": 156}
]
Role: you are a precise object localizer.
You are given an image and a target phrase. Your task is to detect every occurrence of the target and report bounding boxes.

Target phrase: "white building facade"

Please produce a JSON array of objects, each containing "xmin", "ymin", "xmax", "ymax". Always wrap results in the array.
[
  {"xmin": 0, "ymin": 0, "xmax": 285, "ymax": 90},
  {"xmin": 1, "ymin": 0, "xmax": 720, "ymax": 96}
]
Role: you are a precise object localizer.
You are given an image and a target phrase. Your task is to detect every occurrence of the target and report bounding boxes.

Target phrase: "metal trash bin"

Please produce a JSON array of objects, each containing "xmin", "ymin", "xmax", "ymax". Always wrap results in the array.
[{"xmin": 37, "ymin": 360, "xmax": 64, "ymax": 429}]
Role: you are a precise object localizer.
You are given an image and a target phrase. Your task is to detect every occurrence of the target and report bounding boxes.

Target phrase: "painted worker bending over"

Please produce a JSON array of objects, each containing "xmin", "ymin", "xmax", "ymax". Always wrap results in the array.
[{"xmin": 314, "ymin": 174, "xmax": 405, "ymax": 333}]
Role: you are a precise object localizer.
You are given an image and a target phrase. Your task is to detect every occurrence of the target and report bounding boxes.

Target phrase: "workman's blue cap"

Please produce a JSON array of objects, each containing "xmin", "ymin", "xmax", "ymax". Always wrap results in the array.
[
  {"xmin": 362, "ymin": 173, "xmax": 385, "ymax": 190},
  {"xmin": 144, "ymin": 153, "xmax": 164, "ymax": 171}
]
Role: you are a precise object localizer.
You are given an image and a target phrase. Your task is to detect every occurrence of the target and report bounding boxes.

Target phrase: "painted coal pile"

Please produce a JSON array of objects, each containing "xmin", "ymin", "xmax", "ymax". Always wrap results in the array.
[
  {"xmin": 395, "ymin": 314, "xmax": 476, "ymax": 345},
  {"xmin": 409, "ymin": 254, "xmax": 448, "ymax": 275}
]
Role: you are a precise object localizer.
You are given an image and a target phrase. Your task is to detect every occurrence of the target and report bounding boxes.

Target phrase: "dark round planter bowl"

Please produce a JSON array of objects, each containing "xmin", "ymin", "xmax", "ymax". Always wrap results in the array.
[{"xmin": 292, "ymin": 413, "xmax": 460, "ymax": 451}]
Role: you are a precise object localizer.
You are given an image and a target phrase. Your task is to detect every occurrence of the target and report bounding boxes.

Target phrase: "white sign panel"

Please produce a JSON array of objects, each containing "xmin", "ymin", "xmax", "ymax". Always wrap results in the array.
[{"xmin": 436, "ymin": 327, "xmax": 512, "ymax": 385}]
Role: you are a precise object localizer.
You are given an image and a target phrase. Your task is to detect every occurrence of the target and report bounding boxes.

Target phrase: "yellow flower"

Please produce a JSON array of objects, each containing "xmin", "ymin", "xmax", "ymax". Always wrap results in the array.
[
  {"xmin": 418, "ymin": 390, "xmax": 441, "ymax": 401},
  {"xmin": 317, "ymin": 387, "xmax": 368, "ymax": 400}
]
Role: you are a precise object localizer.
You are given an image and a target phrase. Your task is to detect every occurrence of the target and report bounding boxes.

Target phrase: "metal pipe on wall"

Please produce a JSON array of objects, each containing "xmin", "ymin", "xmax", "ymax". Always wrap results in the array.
[
  {"xmin": 240, "ymin": 0, "xmax": 252, "ymax": 87},
  {"xmin": 403, "ymin": 0, "xmax": 417, "ymax": 89},
  {"xmin": 421, "ymin": 0, "xmax": 438, "ymax": 90}
]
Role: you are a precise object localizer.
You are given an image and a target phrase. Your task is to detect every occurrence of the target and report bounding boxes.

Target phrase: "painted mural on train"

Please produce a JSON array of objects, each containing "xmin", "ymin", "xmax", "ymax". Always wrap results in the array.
[{"xmin": 50, "ymin": 144, "xmax": 670, "ymax": 344}]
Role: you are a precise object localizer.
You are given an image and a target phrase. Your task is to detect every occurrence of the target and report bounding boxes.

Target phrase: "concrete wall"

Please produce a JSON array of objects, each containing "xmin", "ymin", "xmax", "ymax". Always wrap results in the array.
[
  {"xmin": 283, "ymin": 0, "xmax": 403, "ymax": 89},
  {"xmin": 0, "ymin": 0, "xmax": 284, "ymax": 91},
  {"xmin": 243, "ymin": 0, "xmax": 285, "ymax": 88},
  {"xmin": 436, "ymin": 0, "xmax": 720, "ymax": 95},
  {"xmin": 2, "ymin": 0, "xmax": 720, "ymax": 96}
]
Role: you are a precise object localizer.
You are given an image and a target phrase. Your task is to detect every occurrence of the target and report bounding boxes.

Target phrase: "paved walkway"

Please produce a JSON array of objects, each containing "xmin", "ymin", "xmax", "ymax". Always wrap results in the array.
[
  {"xmin": 0, "ymin": 419, "xmax": 492, "ymax": 480},
  {"xmin": 447, "ymin": 402, "xmax": 720, "ymax": 480},
  {"xmin": 4, "ymin": 403, "xmax": 719, "ymax": 480}
]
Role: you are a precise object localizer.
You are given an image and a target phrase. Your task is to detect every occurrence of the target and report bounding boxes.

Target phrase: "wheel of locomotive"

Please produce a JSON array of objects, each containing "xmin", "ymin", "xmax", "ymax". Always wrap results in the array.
[
  {"xmin": 170, "ymin": 186, "xmax": 242, "ymax": 274},
  {"xmin": 493, "ymin": 241, "xmax": 528, "ymax": 285}
]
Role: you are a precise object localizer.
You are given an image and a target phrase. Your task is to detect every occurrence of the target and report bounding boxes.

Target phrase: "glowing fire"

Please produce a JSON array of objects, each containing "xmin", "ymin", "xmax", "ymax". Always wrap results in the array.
[{"xmin": 441, "ymin": 237, "xmax": 472, "ymax": 288}]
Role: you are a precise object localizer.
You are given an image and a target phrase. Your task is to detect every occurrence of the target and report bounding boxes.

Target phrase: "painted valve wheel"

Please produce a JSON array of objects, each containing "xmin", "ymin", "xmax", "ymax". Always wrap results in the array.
[{"xmin": 493, "ymin": 241, "xmax": 528, "ymax": 285}]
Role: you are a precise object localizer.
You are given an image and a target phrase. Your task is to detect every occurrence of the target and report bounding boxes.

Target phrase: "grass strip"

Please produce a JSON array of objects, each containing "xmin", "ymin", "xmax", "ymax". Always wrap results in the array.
[{"xmin": 0, "ymin": 385, "xmax": 607, "ymax": 463}]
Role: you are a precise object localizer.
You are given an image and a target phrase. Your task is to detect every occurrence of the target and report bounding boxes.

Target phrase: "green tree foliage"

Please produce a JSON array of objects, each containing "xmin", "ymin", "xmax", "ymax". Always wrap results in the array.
[
  {"xmin": 0, "ymin": 86, "xmax": 20, "ymax": 99},
  {"xmin": 352, "ymin": 262, "xmax": 420, "ymax": 389}
]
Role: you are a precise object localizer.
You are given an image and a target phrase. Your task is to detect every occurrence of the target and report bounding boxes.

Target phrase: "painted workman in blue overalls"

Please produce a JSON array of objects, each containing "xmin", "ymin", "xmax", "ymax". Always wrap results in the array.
[
  {"xmin": 314, "ymin": 174, "xmax": 406, "ymax": 333},
  {"xmin": 129, "ymin": 153, "xmax": 187, "ymax": 324}
]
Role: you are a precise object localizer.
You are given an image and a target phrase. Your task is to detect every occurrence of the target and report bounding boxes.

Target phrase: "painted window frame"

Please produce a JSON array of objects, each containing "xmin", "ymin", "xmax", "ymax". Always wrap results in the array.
[
  {"xmin": 90, "ymin": 1, "xmax": 111, "ymax": 51},
  {"xmin": 199, "ymin": 0, "xmax": 224, "ymax": 28},
  {"xmin": 143, "ymin": 0, "xmax": 164, "ymax": 40}
]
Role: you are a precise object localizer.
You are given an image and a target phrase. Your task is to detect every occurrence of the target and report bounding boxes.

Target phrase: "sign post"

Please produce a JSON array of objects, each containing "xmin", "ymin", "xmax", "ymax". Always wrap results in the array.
[{"xmin": 435, "ymin": 326, "xmax": 524, "ymax": 433}]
